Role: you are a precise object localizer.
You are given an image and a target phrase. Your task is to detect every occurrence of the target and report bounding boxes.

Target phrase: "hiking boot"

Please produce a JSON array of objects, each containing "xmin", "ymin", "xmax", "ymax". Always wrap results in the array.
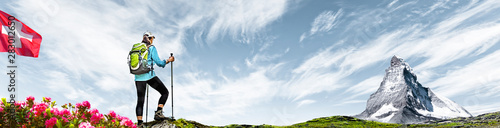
[
  {"xmin": 154, "ymin": 110, "xmax": 167, "ymax": 121},
  {"xmin": 136, "ymin": 122, "xmax": 144, "ymax": 128}
]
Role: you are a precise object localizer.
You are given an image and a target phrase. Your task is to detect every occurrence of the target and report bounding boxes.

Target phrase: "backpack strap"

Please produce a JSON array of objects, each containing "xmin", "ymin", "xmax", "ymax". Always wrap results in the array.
[{"xmin": 148, "ymin": 45, "xmax": 155, "ymax": 76}]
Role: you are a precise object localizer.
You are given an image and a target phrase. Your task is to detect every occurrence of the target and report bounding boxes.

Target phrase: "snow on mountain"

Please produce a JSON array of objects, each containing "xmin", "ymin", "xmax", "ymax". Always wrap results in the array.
[{"xmin": 355, "ymin": 55, "xmax": 472, "ymax": 124}]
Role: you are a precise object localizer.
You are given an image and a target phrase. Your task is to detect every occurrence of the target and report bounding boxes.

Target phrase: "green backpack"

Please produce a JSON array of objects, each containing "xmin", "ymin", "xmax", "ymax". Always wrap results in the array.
[{"xmin": 128, "ymin": 43, "xmax": 153, "ymax": 75}]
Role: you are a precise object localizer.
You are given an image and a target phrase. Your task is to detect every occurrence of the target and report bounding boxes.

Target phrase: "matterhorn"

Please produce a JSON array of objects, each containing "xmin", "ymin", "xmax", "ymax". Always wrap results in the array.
[{"xmin": 356, "ymin": 55, "xmax": 472, "ymax": 124}]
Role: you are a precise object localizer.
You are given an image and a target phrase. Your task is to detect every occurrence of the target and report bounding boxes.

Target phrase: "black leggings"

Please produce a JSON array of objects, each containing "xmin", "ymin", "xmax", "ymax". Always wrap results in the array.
[{"xmin": 135, "ymin": 76, "xmax": 169, "ymax": 116}]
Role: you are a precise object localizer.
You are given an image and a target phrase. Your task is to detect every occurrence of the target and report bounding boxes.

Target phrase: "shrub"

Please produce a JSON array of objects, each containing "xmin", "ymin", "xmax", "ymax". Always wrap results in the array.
[{"xmin": 0, "ymin": 96, "xmax": 136, "ymax": 128}]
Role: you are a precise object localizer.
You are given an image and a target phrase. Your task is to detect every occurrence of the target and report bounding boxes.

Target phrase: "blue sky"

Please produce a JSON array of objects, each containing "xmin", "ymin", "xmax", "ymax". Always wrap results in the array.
[{"xmin": 2, "ymin": 0, "xmax": 500, "ymax": 126}]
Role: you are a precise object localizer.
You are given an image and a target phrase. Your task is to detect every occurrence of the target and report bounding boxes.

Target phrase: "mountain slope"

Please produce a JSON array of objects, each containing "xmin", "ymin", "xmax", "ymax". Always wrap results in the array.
[
  {"xmin": 356, "ymin": 55, "xmax": 471, "ymax": 124},
  {"xmin": 145, "ymin": 111, "xmax": 500, "ymax": 127}
]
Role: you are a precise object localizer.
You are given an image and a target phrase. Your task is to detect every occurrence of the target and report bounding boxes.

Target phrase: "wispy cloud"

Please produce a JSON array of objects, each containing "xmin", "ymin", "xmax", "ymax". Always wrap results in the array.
[
  {"xmin": 428, "ymin": 49, "xmax": 500, "ymax": 98},
  {"xmin": 292, "ymin": 43, "xmax": 350, "ymax": 74},
  {"xmin": 300, "ymin": 9, "xmax": 343, "ymax": 42},
  {"xmin": 343, "ymin": 75, "xmax": 384, "ymax": 100},
  {"xmin": 296, "ymin": 99, "xmax": 316, "ymax": 108},
  {"xmin": 464, "ymin": 102, "xmax": 500, "ymax": 116},
  {"xmin": 169, "ymin": 0, "xmax": 289, "ymax": 44},
  {"xmin": 432, "ymin": 0, "xmax": 500, "ymax": 34},
  {"xmin": 245, "ymin": 50, "xmax": 288, "ymax": 67},
  {"xmin": 175, "ymin": 65, "xmax": 284, "ymax": 125},
  {"xmin": 286, "ymin": 43, "xmax": 353, "ymax": 100},
  {"xmin": 310, "ymin": 9, "xmax": 343, "ymax": 36},
  {"xmin": 417, "ymin": 0, "xmax": 450, "ymax": 16},
  {"xmin": 387, "ymin": 0, "xmax": 399, "ymax": 8}
]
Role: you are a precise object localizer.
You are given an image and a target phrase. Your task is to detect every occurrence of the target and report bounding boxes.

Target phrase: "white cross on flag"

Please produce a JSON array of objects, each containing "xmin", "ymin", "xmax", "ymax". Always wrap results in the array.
[{"xmin": 1, "ymin": 10, "xmax": 42, "ymax": 58}]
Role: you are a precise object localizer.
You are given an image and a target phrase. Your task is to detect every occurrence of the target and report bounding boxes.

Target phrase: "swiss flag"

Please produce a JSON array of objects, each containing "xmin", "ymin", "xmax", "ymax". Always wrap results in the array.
[{"xmin": 0, "ymin": 10, "xmax": 42, "ymax": 58}]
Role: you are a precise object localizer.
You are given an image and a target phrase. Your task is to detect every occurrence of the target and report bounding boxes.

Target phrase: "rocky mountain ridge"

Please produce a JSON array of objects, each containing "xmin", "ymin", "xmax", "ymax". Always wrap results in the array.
[{"xmin": 355, "ymin": 55, "xmax": 472, "ymax": 124}]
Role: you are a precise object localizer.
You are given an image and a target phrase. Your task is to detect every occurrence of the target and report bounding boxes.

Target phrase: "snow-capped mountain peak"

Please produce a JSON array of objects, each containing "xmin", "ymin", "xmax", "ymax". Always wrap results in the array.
[{"xmin": 356, "ymin": 55, "xmax": 472, "ymax": 124}]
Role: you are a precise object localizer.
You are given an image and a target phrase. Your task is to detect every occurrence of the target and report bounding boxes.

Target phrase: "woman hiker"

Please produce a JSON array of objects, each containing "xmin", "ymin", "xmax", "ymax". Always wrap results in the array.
[{"xmin": 135, "ymin": 31, "xmax": 175, "ymax": 127}]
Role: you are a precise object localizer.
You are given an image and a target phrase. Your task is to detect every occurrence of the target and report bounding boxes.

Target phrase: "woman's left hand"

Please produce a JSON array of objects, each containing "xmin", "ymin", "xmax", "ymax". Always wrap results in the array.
[{"xmin": 168, "ymin": 56, "xmax": 175, "ymax": 62}]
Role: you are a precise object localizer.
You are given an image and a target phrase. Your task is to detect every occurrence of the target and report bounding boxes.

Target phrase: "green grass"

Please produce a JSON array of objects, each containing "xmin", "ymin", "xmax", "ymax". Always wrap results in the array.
[
  {"xmin": 291, "ymin": 116, "xmax": 401, "ymax": 128},
  {"xmin": 146, "ymin": 111, "xmax": 500, "ymax": 128}
]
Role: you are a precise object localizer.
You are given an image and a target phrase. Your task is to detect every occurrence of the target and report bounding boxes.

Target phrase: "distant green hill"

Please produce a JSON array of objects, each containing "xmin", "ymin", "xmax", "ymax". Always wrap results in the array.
[{"xmin": 145, "ymin": 111, "xmax": 500, "ymax": 128}]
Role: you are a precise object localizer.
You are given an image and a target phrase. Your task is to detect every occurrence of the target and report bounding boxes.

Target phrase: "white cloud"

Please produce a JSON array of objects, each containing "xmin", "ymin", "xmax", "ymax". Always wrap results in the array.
[
  {"xmin": 286, "ymin": 69, "xmax": 347, "ymax": 101},
  {"xmin": 43, "ymin": 70, "xmax": 106, "ymax": 108},
  {"xmin": 175, "ymin": 66, "xmax": 284, "ymax": 125},
  {"xmin": 300, "ymin": 9, "xmax": 343, "ymax": 42},
  {"xmin": 411, "ymin": 23, "xmax": 500, "ymax": 71},
  {"xmin": 310, "ymin": 9, "xmax": 343, "ymax": 35},
  {"xmin": 172, "ymin": 0, "xmax": 288, "ymax": 44},
  {"xmin": 332, "ymin": 100, "xmax": 366, "ymax": 107},
  {"xmin": 285, "ymin": 43, "xmax": 353, "ymax": 100},
  {"xmin": 427, "ymin": 49, "xmax": 500, "ymax": 98},
  {"xmin": 292, "ymin": 43, "xmax": 351, "ymax": 74},
  {"xmin": 245, "ymin": 48, "xmax": 289, "ymax": 67},
  {"xmin": 296, "ymin": 99, "xmax": 316, "ymax": 108},
  {"xmin": 387, "ymin": 0, "xmax": 399, "ymax": 8},
  {"xmin": 232, "ymin": 65, "xmax": 240, "ymax": 72},
  {"xmin": 389, "ymin": 1, "xmax": 417, "ymax": 13},
  {"xmin": 299, "ymin": 33, "xmax": 307, "ymax": 42},
  {"xmin": 343, "ymin": 75, "xmax": 384, "ymax": 100},
  {"xmin": 418, "ymin": 0, "xmax": 450, "ymax": 16},
  {"xmin": 464, "ymin": 102, "xmax": 500, "ymax": 116},
  {"xmin": 432, "ymin": 0, "xmax": 500, "ymax": 34}
]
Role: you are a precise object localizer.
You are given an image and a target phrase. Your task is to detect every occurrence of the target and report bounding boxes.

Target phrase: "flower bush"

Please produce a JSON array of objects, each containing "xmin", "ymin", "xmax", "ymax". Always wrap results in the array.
[{"xmin": 0, "ymin": 96, "xmax": 137, "ymax": 128}]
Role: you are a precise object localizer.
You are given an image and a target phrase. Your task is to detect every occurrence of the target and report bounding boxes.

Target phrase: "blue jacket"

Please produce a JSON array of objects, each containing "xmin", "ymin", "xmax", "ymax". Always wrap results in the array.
[{"xmin": 134, "ymin": 45, "xmax": 167, "ymax": 81}]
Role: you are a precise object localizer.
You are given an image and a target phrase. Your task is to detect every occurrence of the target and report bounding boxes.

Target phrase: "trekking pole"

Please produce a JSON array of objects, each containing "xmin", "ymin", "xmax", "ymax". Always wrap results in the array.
[
  {"xmin": 170, "ymin": 53, "xmax": 174, "ymax": 119},
  {"xmin": 146, "ymin": 84, "xmax": 149, "ymax": 123}
]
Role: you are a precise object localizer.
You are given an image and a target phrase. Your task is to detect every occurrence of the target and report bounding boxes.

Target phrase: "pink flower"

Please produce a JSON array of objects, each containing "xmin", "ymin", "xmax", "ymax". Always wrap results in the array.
[
  {"xmin": 76, "ymin": 101, "xmax": 91, "ymax": 110},
  {"xmin": 0, "ymin": 106, "xmax": 3, "ymax": 113},
  {"xmin": 60, "ymin": 109, "xmax": 71, "ymax": 117},
  {"xmin": 90, "ymin": 113, "xmax": 103, "ymax": 124},
  {"xmin": 15, "ymin": 101, "xmax": 26, "ymax": 109},
  {"xmin": 89, "ymin": 108, "xmax": 99, "ymax": 115},
  {"xmin": 32, "ymin": 103, "xmax": 48, "ymax": 117},
  {"xmin": 76, "ymin": 103, "xmax": 82, "ymax": 108},
  {"xmin": 45, "ymin": 117, "xmax": 57, "ymax": 128},
  {"xmin": 51, "ymin": 108, "xmax": 60, "ymax": 116},
  {"xmin": 117, "ymin": 115, "xmax": 129, "ymax": 121},
  {"xmin": 82, "ymin": 101, "xmax": 91, "ymax": 109},
  {"xmin": 26, "ymin": 96, "xmax": 35, "ymax": 102},
  {"xmin": 78, "ymin": 122, "xmax": 95, "ymax": 128},
  {"xmin": 120, "ymin": 119, "xmax": 134, "ymax": 127},
  {"xmin": 108, "ymin": 110, "xmax": 117, "ymax": 118},
  {"xmin": 62, "ymin": 117, "xmax": 69, "ymax": 122},
  {"xmin": 43, "ymin": 97, "xmax": 52, "ymax": 102}
]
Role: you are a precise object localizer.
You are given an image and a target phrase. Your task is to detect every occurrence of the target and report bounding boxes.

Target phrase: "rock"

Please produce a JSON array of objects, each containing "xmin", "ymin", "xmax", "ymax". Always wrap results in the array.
[{"xmin": 144, "ymin": 120, "xmax": 176, "ymax": 128}]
